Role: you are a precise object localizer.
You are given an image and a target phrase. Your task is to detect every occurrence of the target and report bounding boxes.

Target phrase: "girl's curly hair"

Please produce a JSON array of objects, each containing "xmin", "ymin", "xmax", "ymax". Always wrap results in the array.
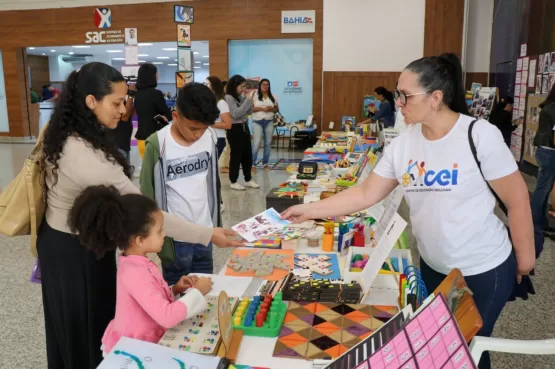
[
  {"xmin": 69, "ymin": 185, "xmax": 159, "ymax": 257},
  {"xmin": 41, "ymin": 62, "xmax": 133, "ymax": 185}
]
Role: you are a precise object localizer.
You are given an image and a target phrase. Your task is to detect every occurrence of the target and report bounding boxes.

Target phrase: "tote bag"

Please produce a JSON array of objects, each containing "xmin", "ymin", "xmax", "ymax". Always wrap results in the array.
[{"xmin": 0, "ymin": 127, "xmax": 47, "ymax": 257}]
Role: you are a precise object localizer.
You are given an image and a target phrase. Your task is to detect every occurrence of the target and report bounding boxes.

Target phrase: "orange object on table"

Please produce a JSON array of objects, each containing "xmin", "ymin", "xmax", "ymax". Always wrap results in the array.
[
  {"xmin": 434, "ymin": 268, "xmax": 483, "ymax": 343},
  {"xmin": 225, "ymin": 249, "xmax": 294, "ymax": 281},
  {"xmin": 322, "ymin": 234, "xmax": 334, "ymax": 252}
]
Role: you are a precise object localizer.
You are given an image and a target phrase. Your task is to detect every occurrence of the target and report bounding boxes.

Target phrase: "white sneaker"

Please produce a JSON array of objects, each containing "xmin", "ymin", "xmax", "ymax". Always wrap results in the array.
[
  {"xmin": 245, "ymin": 180, "xmax": 260, "ymax": 189},
  {"xmin": 231, "ymin": 182, "xmax": 246, "ymax": 191}
]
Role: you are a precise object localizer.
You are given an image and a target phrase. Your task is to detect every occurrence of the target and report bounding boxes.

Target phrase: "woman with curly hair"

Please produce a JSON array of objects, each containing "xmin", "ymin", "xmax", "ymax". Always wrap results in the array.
[{"xmin": 37, "ymin": 62, "xmax": 241, "ymax": 369}]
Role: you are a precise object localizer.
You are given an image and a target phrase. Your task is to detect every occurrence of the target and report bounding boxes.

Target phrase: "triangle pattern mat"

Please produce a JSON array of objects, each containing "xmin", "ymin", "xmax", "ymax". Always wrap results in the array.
[{"xmin": 273, "ymin": 301, "xmax": 398, "ymax": 360}]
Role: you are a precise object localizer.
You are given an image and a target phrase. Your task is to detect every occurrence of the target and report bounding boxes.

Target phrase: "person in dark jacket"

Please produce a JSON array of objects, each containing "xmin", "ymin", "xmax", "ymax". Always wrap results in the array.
[
  {"xmin": 134, "ymin": 63, "xmax": 172, "ymax": 158},
  {"xmin": 531, "ymin": 85, "xmax": 555, "ymax": 257},
  {"xmin": 112, "ymin": 84, "xmax": 136, "ymax": 164},
  {"xmin": 357, "ymin": 86, "xmax": 396, "ymax": 128},
  {"xmin": 42, "ymin": 85, "xmax": 52, "ymax": 101},
  {"xmin": 488, "ymin": 97, "xmax": 522, "ymax": 147}
]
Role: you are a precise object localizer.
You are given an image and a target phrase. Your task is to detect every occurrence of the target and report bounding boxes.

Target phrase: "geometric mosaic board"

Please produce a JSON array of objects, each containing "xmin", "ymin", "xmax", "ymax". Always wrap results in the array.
[
  {"xmin": 273, "ymin": 301, "xmax": 398, "ymax": 360},
  {"xmin": 158, "ymin": 296, "xmax": 237, "ymax": 355},
  {"xmin": 323, "ymin": 294, "xmax": 477, "ymax": 369}
]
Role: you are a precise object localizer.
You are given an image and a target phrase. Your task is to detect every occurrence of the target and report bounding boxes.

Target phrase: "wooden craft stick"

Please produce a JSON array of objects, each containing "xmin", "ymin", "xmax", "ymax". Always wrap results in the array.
[{"xmin": 386, "ymin": 259, "xmax": 400, "ymax": 285}]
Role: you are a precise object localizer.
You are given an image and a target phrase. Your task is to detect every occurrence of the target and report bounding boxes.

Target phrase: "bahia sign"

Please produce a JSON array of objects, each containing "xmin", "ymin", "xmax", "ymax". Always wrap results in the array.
[{"xmin": 281, "ymin": 10, "xmax": 316, "ymax": 34}]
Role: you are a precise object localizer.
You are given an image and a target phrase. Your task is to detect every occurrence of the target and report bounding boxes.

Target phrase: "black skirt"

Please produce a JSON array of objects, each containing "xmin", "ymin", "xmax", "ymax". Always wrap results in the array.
[{"xmin": 37, "ymin": 220, "xmax": 116, "ymax": 369}]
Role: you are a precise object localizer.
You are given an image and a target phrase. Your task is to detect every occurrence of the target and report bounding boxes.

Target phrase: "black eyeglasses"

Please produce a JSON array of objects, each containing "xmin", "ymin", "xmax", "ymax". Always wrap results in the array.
[{"xmin": 394, "ymin": 88, "xmax": 428, "ymax": 106}]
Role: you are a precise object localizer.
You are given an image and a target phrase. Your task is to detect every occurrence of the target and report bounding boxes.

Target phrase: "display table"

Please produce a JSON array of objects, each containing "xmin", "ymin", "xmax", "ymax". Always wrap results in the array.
[
  {"xmin": 219, "ymin": 148, "xmax": 407, "ymax": 367},
  {"xmin": 108, "ymin": 132, "xmax": 402, "ymax": 369},
  {"xmin": 218, "ymin": 242, "xmax": 400, "ymax": 368}
]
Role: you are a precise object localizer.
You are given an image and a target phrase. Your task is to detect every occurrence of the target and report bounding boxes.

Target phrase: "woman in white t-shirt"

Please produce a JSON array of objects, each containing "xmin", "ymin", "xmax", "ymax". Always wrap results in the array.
[
  {"xmin": 282, "ymin": 54, "xmax": 534, "ymax": 369},
  {"xmin": 206, "ymin": 76, "xmax": 232, "ymax": 158},
  {"xmin": 206, "ymin": 76, "xmax": 232, "ymax": 211},
  {"xmin": 251, "ymin": 79, "xmax": 278, "ymax": 169}
]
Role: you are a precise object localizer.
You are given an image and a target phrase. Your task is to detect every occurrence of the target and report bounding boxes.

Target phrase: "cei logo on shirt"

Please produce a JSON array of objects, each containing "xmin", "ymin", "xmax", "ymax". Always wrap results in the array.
[{"xmin": 403, "ymin": 160, "xmax": 459, "ymax": 191}]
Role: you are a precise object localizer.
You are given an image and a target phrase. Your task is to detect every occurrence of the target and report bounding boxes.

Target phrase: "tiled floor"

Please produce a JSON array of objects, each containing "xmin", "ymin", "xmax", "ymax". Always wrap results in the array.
[{"xmin": 0, "ymin": 143, "xmax": 554, "ymax": 368}]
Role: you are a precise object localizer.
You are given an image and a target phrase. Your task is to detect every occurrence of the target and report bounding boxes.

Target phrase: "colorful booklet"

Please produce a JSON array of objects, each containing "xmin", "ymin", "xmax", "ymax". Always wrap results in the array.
[{"xmin": 232, "ymin": 208, "xmax": 290, "ymax": 242}]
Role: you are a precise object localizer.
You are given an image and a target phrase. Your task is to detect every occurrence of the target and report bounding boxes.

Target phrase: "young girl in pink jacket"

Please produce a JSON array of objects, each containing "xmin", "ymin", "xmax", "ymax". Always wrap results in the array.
[{"xmin": 69, "ymin": 185, "xmax": 213, "ymax": 355}]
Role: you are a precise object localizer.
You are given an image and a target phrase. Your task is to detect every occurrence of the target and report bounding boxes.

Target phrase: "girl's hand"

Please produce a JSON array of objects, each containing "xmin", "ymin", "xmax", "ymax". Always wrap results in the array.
[
  {"xmin": 173, "ymin": 275, "xmax": 199, "ymax": 295},
  {"xmin": 281, "ymin": 204, "xmax": 314, "ymax": 223},
  {"xmin": 183, "ymin": 275, "xmax": 199, "ymax": 287},
  {"xmin": 193, "ymin": 277, "xmax": 213, "ymax": 296}
]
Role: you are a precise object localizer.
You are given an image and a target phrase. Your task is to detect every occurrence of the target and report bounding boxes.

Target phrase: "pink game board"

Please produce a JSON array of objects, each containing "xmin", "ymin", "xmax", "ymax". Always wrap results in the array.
[{"xmin": 324, "ymin": 294, "xmax": 477, "ymax": 369}]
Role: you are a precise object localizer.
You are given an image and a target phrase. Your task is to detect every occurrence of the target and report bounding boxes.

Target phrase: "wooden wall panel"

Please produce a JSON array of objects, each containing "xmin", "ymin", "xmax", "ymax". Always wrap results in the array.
[
  {"xmin": 0, "ymin": 0, "xmax": 323, "ymax": 136},
  {"xmin": 321, "ymin": 0, "xmax": 466, "ymax": 130},
  {"xmin": 2, "ymin": 49, "xmax": 30, "ymax": 137},
  {"xmin": 0, "ymin": 0, "xmax": 467, "ymax": 137},
  {"xmin": 424, "ymin": 0, "xmax": 465, "ymax": 57},
  {"xmin": 322, "ymin": 72, "xmax": 401, "ymax": 129},
  {"xmin": 465, "ymin": 72, "xmax": 489, "ymax": 91},
  {"xmin": 27, "ymin": 55, "xmax": 50, "ymax": 96}
]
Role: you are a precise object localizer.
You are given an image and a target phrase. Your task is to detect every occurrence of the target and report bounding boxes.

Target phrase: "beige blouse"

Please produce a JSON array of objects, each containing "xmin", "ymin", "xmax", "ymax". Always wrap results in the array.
[{"xmin": 44, "ymin": 136, "xmax": 212, "ymax": 246}]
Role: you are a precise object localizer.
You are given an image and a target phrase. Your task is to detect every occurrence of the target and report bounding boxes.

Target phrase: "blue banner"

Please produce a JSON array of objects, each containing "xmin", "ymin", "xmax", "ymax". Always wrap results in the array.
[{"xmin": 228, "ymin": 39, "xmax": 313, "ymax": 124}]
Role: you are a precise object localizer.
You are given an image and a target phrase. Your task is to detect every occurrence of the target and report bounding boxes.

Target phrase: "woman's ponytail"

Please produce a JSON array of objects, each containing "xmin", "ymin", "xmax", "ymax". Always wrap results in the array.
[
  {"xmin": 438, "ymin": 53, "xmax": 469, "ymax": 115},
  {"xmin": 405, "ymin": 53, "xmax": 469, "ymax": 115}
]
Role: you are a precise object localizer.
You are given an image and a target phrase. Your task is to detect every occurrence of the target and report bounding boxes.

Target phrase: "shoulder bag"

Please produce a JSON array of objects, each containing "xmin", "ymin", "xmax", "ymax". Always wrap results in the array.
[
  {"xmin": 273, "ymin": 111, "xmax": 287, "ymax": 127},
  {"xmin": 468, "ymin": 119, "xmax": 535, "ymax": 301},
  {"xmin": 0, "ymin": 126, "xmax": 47, "ymax": 257}
]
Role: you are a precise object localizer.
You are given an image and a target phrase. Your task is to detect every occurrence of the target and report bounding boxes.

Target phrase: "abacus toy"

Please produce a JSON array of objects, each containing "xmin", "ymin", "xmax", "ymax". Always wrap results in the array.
[{"xmin": 231, "ymin": 292, "xmax": 287, "ymax": 337}]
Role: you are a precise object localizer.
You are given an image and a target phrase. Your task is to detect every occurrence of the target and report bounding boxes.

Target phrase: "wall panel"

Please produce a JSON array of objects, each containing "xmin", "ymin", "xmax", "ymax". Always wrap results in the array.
[
  {"xmin": 465, "ymin": 72, "xmax": 489, "ymax": 91},
  {"xmin": 323, "ymin": 0, "xmax": 425, "ymax": 72},
  {"xmin": 322, "ymin": 72, "xmax": 401, "ymax": 128},
  {"xmin": 0, "ymin": 0, "xmax": 323, "ymax": 136},
  {"xmin": 0, "ymin": 0, "xmax": 468, "ymax": 137},
  {"xmin": 27, "ymin": 55, "xmax": 50, "ymax": 95},
  {"xmin": 424, "ymin": 0, "xmax": 465, "ymax": 57}
]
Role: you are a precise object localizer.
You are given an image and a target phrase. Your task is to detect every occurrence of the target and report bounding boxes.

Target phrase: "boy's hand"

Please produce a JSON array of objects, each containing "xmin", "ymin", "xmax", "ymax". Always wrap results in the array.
[{"xmin": 193, "ymin": 277, "xmax": 213, "ymax": 296}]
